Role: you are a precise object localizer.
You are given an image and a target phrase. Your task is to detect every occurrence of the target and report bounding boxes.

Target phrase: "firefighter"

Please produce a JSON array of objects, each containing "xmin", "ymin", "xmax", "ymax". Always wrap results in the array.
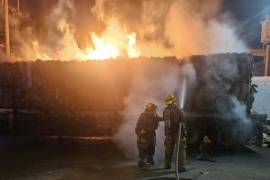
[
  {"xmin": 163, "ymin": 94, "xmax": 187, "ymax": 172},
  {"xmin": 197, "ymin": 135, "xmax": 216, "ymax": 162},
  {"xmin": 135, "ymin": 103, "xmax": 161, "ymax": 168}
]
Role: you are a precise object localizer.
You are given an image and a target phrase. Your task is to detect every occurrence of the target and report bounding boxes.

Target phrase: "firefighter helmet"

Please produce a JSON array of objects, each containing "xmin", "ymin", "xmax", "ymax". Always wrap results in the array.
[
  {"xmin": 164, "ymin": 94, "xmax": 176, "ymax": 105},
  {"xmin": 144, "ymin": 103, "xmax": 158, "ymax": 111}
]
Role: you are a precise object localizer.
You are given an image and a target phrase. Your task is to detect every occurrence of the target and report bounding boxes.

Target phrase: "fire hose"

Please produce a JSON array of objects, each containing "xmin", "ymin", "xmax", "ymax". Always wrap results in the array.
[{"xmin": 175, "ymin": 116, "xmax": 183, "ymax": 180}]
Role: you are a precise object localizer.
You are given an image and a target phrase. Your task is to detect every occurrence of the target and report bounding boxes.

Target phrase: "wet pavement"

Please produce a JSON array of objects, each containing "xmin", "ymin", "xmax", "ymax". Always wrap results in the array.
[{"xmin": 0, "ymin": 139, "xmax": 269, "ymax": 180}]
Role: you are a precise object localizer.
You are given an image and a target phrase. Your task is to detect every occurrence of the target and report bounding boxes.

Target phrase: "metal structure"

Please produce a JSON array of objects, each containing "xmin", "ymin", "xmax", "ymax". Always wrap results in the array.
[
  {"xmin": 0, "ymin": 54, "xmax": 263, "ymax": 147},
  {"xmin": 1, "ymin": 0, "xmax": 20, "ymax": 55},
  {"xmin": 248, "ymin": 18, "xmax": 270, "ymax": 76},
  {"xmin": 3, "ymin": 0, "xmax": 10, "ymax": 56},
  {"xmin": 252, "ymin": 18, "xmax": 270, "ymax": 76},
  {"xmin": 261, "ymin": 18, "xmax": 270, "ymax": 76},
  {"xmin": 0, "ymin": 0, "xmax": 5, "ymax": 51}
]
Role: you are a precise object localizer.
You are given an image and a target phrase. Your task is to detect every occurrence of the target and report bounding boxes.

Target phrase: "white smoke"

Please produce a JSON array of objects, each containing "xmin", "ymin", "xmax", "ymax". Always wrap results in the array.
[
  {"xmin": 231, "ymin": 96, "xmax": 250, "ymax": 125},
  {"xmin": 202, "ymin": 54, "xmax": 253, "ymax": 131},
  {"xmin": 178, "ymin": 63, "xmax": 197, "ymax": 108},
  {"xmin": 164, "ymin": 1, "xmax": 247, "ymax": 57},
  {"xmin": 113, "ymin": 60, "xmax": 197, "ymax": 160},
  {"xmin": 2, "ymin": 0, "xmax": 251, "ymax": 157},
  {"xmin": 114, "ymin": 53, "xmax": 254, "ymax": 159},
  {"xmin": 113, "ymin": 61, "xmax": 180, "ymax": 159},
  {"xmin": 6, "ymin": 0, "xmax": 247, "ymax": 60},
  {"xmin": 10, "ymin": 0, "xmax": 88, "ymax": 60}
]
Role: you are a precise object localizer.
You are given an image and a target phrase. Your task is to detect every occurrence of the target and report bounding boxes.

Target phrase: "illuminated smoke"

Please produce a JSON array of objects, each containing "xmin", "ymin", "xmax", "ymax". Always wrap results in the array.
[
  {"xmin": 113, "ymin": 60, "xmax": 181, "ymax": 159},
  {"xmin": 7, "ymin": 0, "xmax": 246, "ymax": 60},
  {"xmin": 2, "ymin": 0, "xmax": 252, "ymax": 159},
  {"xmin": 114, "ymin": 54, "xmax": 252, "ymax": 159},
  {"xmin": 113, "ymin": 60, "xmax": 197, "ymax": 160},
  {"xmin": 200, "ymin": 54, "xmax": 253, "ymax": 141}
]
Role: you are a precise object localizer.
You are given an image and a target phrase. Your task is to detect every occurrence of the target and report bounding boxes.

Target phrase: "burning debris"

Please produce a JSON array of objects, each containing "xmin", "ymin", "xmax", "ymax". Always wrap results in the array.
[
  {"xmin": 0, "ymin": 53, "xmax": 260, "ymax": 156},
  {"xmin": 0, "ymin": 0, "xmax": 270, "ymax": 180},
  {"xmin": 1, "ymin": 0, "xmax": 246, "ymax": 61}
]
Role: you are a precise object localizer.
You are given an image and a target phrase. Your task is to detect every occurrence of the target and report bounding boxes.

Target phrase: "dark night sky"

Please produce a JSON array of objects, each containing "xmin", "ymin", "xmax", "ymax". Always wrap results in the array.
[{"xmin": 223, "ymin": 0, "xmax": 270, "ymax": 48}]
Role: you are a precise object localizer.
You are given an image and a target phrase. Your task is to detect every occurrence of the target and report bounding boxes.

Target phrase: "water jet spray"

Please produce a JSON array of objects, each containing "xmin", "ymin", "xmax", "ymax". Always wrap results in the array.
[{"xmin": 175, "ymin": 76, "xmax": 187, "ymax": 180}]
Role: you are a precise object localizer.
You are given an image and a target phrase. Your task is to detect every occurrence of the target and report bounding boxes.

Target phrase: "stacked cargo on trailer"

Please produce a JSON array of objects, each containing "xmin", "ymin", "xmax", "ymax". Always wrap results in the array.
[{"xmin": 0, "ymin": 53, "xmax": 265, "ymax": 147}]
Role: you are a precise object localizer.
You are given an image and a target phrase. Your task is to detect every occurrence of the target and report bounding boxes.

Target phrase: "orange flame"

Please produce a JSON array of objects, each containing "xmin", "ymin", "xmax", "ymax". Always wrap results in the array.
[
  {"xmin": 86, "ymin": 32, "xmax": 140, "ymax": 60},
  {"xmin": 27, "ymin": 19, "xmax": 140, "ymax": 61},
  {"xmin": 86, "ymin": 19, "xmax": 140, "ymax": 60},
  {"xmin": 86, "ymin": 33, "xmax": 120, "ymax": 60}
]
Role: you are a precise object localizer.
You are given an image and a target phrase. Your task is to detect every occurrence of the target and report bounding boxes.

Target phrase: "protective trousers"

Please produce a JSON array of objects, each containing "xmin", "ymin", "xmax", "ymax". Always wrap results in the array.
[
  {"xmin": 137, "ymin": 136, "xmax": 155, "ymax": 162},
  {"xmin": 164, "ymin": 134, "xmax": 186, "ymax": 170}
]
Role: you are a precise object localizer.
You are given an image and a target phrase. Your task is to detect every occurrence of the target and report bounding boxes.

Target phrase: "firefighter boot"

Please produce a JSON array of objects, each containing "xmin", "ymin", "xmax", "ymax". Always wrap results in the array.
[
  {"xmin": 138, "ymin": 159, "xmax": 145, "ymax": 168},
  {"xmin": 146, "ymin": 157, "xmax": 155, "ymax": 165},
  {"xmin": 164, "ymin": 160, "xmax": 171, "ymax": 169}
]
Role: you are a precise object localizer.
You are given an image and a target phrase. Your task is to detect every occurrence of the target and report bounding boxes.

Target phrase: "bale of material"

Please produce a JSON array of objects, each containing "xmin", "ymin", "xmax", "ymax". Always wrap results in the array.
[
  {"xmin": 187, "ymin": 53, "xmax": 254, "ymax": 113},
  {"xmin": 0, "ymin": 54, "xmax": 253, "ymax": 112},
  {"xmin": 0, "ymin": 53, "xmax": 255, "ymax": 139}
]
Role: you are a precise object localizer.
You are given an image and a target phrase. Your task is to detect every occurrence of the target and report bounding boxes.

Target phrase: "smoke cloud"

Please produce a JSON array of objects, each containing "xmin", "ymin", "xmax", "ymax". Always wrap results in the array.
[
  {"xmin": 113, "ymin": 60, "xmax": 181, "ymax": 159},
  {"xmin": 114, "ymin": 53, "xmax": 253, "ymax": 159},
  {"xmin": 6, "ymin": 0, "xmax": 246, "ymax": 60},
  {"xmin": 196, "ymin": 54, "xmax": 253, "ymax": 143},
  {"xmin": 10, "ymin": 0, "xmax": 88, "ymax": 60},
  {"xmin": 113, "ymin": 59, "xmax": 197, "ymax": 159},
  {"xmin": 3, "ymin": 0, "xmax": 252, "ymax": 159},
  {"xmin": 202, "ymin": 54, "xmax": 251, "ymax": 119}
]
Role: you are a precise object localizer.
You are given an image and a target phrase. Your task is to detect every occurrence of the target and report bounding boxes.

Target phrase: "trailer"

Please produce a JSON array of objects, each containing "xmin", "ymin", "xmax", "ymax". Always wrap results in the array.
[{"xmin": 0, "ymin": 53, "xmax": 265, "ymax": 146}]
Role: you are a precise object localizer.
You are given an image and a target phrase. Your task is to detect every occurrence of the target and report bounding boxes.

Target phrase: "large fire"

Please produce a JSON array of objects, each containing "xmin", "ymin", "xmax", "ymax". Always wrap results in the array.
[
  {"xmin": 5, "ymin": 0, "xmax": 246, "ymax": 62},
  {"xmin": 86, "ymin": 33, "xmax": 120, "ymax": 60},
  {"xmin": 29, "ymin": 19, "xmax": 140, "ymax": 61},
  {"xmin": 84, "ymin": 19, "xmax": 140, "ymax": 60},
  {"xmin": 86, "ymin": 32, "xmax": 139, "ymax": 60}
]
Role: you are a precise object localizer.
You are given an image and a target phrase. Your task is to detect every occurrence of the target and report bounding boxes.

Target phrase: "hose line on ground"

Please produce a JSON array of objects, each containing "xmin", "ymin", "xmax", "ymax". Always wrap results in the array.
[{"xmin": 175, "ymin": 121, "xmax": 183, "ymax": 180}]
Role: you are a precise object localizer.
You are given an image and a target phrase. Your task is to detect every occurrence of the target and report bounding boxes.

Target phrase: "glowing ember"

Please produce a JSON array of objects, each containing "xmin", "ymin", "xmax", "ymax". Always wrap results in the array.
[
  {"xmin": 18, "ymin": 17, "xmax": 141, "ymax": 61},
  {"xmin": 86, "ymin": 32, "xmax": 140, "ymax": 60},
  {"xmin": 31, "ymin": 40, "xmax": 52, "ymax": 60},
  {"xmin": 127, "ymin": 33, "xmax": 140, "ymax": 58},
  {"xmin": 86, "ymin": 33, "xmax": 120, "ymax": 60},
  {"xmin": 85, "ymin": 19, "xmax": 140, "ymax": 60}
]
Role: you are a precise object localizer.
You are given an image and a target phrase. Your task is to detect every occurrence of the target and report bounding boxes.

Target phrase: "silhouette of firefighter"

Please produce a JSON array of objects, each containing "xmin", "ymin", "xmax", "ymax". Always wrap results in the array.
[
  {"xmin": 163, "ymin": 94, "xmax": 187, "ymax": 172},
  {"xmin": 197, "ymin": 135, "xmax": 216, "ymax": 162},
  {"xmin": 135, "ymin": 103, "xmax": 161, "ymax": 168}
]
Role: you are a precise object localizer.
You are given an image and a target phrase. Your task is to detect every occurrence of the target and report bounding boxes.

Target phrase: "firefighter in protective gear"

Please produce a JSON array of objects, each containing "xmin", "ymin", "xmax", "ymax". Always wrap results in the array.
[
  {"xmin": 197, "ymin": 135, "xmax": 216, "ymax": 162},
  {"xmin": 135, "ymin": 103, "xmax": 161, "ymax": 168},
  {"xmin": 163, "ymin": 94, "xmax": 187, "ymax": 172}
]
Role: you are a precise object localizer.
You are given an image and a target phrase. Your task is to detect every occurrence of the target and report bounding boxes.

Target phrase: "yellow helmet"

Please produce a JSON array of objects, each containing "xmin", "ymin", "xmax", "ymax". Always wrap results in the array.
[
  {"xmin": 164, "ymin": 94, "xmax": 176, "ymax": 105},
  {"xmin": 144, "ymin": 103, "xmax": 158, "ymax": 111}
]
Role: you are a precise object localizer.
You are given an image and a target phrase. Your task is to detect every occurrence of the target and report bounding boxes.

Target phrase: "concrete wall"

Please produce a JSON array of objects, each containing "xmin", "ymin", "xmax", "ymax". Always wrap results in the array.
[{"xmin": 252, "ymin": 76, "xmax": 270, "ymax": 120}]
